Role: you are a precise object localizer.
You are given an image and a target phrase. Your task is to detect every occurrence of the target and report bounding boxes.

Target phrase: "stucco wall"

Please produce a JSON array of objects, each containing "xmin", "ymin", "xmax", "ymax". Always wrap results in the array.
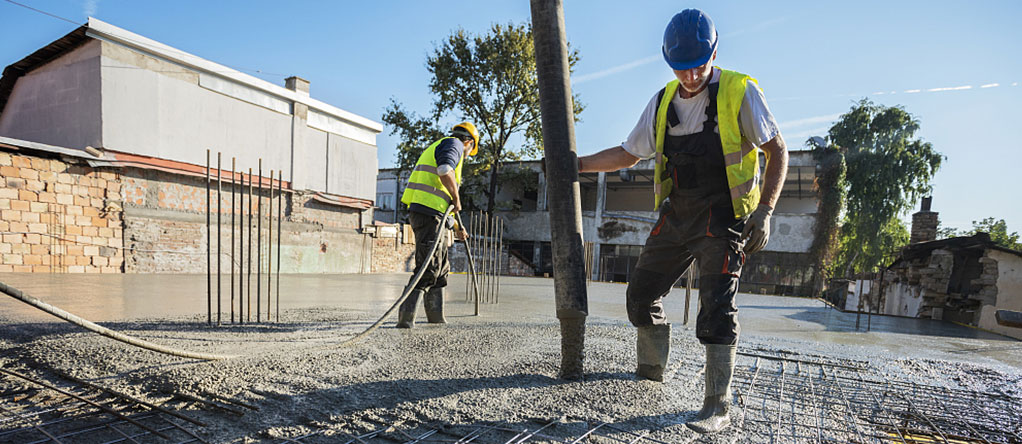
[
  {"xmin": 326, "ymin": 133, "xmax": 376, "ymax": 201},
  {"xmin": 977, "ymin": 250, "xmax": 1022, "ymax": 339},
  {"xmin": 99, "ymin": 43, "xmax": 292, "ymax": 178},
  {"xmin": 884, "ymin": 282, "xmax": 923, "ymax": 318},
  {"xmin": 0, "ymin": 40, "xmax": 102, "ymax": 150},
  {"xmin": 767, "ymin": 213, "xmax": 816, "ymax": 253}
]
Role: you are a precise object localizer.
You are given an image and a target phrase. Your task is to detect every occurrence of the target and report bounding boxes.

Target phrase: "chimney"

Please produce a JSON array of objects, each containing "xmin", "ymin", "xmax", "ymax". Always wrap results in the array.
[
  {"xmin": 910, "ymin": 196, "xmax": 939, "ymax": 243},
  {"xmin": 285, "ymin": 76, "xmax": 310, "ymax": 96}
]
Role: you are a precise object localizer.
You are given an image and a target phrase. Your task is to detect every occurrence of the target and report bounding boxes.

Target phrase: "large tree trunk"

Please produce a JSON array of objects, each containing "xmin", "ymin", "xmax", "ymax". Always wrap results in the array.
[{"xmin": 530, "ymin": 0, "xmax": 588, "ymax": 381}]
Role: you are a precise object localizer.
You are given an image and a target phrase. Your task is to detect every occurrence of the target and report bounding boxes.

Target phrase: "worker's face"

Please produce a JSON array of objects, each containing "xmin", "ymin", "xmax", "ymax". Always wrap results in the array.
[
  {"xmin": 463, "ymin": 140, "xmax": 474, "ymax": 157},
  {"xmin": 673, "ymin": 51, "xmax": 716, "ymax": 97}
]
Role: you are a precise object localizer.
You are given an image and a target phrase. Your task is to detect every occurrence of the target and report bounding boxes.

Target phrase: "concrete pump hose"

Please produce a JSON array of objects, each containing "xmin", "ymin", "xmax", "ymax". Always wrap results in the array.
[
  {"xmin": 336, "ymin": 205, "xmax": 455, "ymax": 348},
  {"xmin": 0, "ymin": 281, "xmax": 236, "ymax": 361}
]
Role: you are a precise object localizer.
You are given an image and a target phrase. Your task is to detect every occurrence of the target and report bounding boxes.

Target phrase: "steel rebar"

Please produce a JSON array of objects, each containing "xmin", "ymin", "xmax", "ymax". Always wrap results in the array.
[
  {"xmin": 257, "ymin": 159, "xmax": 262, "ymax": 323},
  {"xmin": 216, "ymin": 152, "xmax": 222, "ymax": 326},
  {"xmin": 231, "ymin": 158, "xmax": 236, "ymax": 324},
  {"xmin": 247, "ymin": 168, "xmax": 253, "ymax": 323},
  {"xmin": 238, "ymin": 168, "xmax": 244, "ymax": 325},
  {"xmin": 276, "ymin": 170, "xmax": 282, "ymax": 322},
  {"xmin": 205, "ymin": 149, "xmax": 210, "ymax": 326},
  {"xmin": 267, "ymin": 169, "xmax": 273, "ymax": 322}
]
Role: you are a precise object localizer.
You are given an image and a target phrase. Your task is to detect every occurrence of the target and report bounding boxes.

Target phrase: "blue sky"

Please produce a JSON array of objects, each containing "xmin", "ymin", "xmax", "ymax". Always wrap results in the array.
[{"xmin": 1, "ymin": 0, "xmax": 1020, "ymax": 234}]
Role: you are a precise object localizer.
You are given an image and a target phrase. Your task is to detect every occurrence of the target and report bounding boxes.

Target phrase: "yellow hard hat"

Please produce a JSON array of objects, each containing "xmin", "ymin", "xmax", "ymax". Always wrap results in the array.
[{"xmin": 453, "ymin": 122, "xmax": 480, "ymax": 156}]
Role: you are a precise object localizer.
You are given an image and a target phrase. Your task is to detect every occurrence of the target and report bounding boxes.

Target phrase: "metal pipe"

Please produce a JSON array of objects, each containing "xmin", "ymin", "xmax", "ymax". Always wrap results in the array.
[
  {"xmin": 455, "ymin": 212, "xmax": 480, "ymax": 316},
  {"xmin": 531, "ymin": 0, "xmax": 588, "ymax": 380},
  {"xmin": 217, "ymin": 152, "xmax": 222, "ymax": 325},
  {"xmin": 267, "ymin": 169, "xmax": 273, "ymax": 322},
  {"xmin": 276, "ymin": 170, "xmax": 282, "ymax": 322},
  {"xmin": 257, "ymin": 159, "xmax": 262, "ymax": 323},
  {"xmin": 247, "ymin": 167, "xmax": 253, "ymax": 322},
  {"xmin": 231, "ymin": 157, "xmax": 236, "ymax": 324},
  {"xmin": 205, "ymin": 149, "xmax": 211, "ymax": 326}
]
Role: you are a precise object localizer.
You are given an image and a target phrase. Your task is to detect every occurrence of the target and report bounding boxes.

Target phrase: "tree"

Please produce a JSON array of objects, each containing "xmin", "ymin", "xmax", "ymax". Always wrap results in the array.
[
  {"xmin": 825, "ymin": 99, "xmax": 943, "ymax": 276},
  {"xmin": 382, "ymin": 22, "xmax": 583, "ymax": 213},
  {"xmin": 939, "ymin": 217, "xmax": 1021, "ymax": 251}
]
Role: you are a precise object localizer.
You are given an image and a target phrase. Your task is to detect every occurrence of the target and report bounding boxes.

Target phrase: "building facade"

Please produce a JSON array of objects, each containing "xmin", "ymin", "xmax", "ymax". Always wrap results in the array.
[{"xmin": 0, "ymin": 19, "xmax": 383, "ymax": 273}]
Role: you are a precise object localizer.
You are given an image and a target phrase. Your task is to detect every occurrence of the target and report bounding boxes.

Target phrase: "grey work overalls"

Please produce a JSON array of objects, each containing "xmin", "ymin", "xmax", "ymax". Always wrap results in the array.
[{"xmin": 625, "ymin": 81, "xmax": 747, "ymax": 345}]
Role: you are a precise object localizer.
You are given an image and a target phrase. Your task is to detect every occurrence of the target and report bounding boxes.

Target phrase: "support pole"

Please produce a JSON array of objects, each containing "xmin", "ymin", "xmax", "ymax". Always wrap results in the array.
[
  {"xmin": 530, "ymin": 0, "xmax": 588, "ymax": 380},
  {"xmin": 206, "ymin": 149, "xmax": 211, "ymax": 326}
]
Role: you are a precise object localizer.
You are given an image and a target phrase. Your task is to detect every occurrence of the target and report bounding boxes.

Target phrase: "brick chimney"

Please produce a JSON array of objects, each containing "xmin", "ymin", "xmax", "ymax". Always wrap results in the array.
[
  {"xmin": 910, "ymin": 196, "xmax": 939, "ymax": 243},
  {"xmin": 285, "ymin": 76, "xmax": 310, "ymax": 96}
]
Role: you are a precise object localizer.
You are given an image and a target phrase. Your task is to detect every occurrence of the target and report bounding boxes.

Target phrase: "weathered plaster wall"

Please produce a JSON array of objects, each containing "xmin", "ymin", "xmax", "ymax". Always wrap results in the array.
[
  {"xmin": 767, "ymin": 213, "xmax": 816, "ymax": 253},
  {"xmin": 978, "ymin": 250, "xmax": 1022, "ymax": 339},
  {"xmin": 0, "ymin": 41, "xmax": 102, "ymax": 150}
]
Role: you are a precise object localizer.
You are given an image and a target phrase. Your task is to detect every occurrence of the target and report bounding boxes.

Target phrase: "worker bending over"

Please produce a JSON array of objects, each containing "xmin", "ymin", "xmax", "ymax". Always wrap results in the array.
[{"xmin": 577, "ymin": 9, "xmax": 788, "ymax": 433}]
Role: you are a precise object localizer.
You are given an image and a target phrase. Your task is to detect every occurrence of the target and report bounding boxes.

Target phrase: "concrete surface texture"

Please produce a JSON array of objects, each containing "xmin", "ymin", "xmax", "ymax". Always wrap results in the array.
[{"xmin": 1, "ymin": 273, "xmax": 1019, "ymax": 443}]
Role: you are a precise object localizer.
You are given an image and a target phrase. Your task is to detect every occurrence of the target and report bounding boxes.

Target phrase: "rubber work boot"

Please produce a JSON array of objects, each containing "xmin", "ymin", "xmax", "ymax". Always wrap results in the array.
[
  {"xmin": 424, "ymin": 287, "xmax": 447, "ymax": 324},
  {"xmin": 687, "ymin": 344, "xmax": 737, "ymax": 433},
  {"xmin": 396, "ymin": 289, "xmax": 424, "ymax": 329},
  {"xmin": 635, "ymin": 324, "xmax": 671, "ymax": 381}
]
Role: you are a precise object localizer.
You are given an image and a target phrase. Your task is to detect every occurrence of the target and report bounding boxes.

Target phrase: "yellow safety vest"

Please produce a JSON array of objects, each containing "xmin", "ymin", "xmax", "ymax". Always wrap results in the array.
[
  {"xmin": 401, "ymin": 137, "xmax": 464, "ymax": 213},
  {"xmin": 653, "ymin": 68, "xmax": 761, "ymax": 219}
]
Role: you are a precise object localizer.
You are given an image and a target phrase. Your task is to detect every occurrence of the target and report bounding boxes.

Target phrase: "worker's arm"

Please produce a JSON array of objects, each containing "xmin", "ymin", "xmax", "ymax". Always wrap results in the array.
[
  {"xmin": 438, "ymin": 172, "xmax": 461, "ymax": 212},
  {"xmin": 578, "ymin": 146, "xmax": 641, "ymax": 173},
  {"xmin": 757, "ymin": 134, "xmax": 788, "ymax": 209}
]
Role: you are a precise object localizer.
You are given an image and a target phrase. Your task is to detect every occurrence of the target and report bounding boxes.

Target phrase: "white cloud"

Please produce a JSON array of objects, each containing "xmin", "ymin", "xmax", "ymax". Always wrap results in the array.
[
  {"xmin": 83, "ymin": 0, "xmax": 98, "ymax": 17},
  {"xmin": 783, "ymin": 126, "xmax": 832, "ymax": 141},
  {"xmin": 927, "ymin": 85, "xmax": 972, "ymax": 92},
  {"xmin": 572, "ymin": 54, "xmax": 661, "ymax": 85},
  {"xmin": 980, "ymin": 83, "xmax": 999, "ymax": 88},
  {"xmin": 778, "ymin": 113, "xmax": 842, "ymax": 129}
]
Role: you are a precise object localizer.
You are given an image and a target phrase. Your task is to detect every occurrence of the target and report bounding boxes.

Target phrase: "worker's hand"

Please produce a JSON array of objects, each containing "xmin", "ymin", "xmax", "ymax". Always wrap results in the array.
[
  {"xmin": 455, "ymin": 227, "xmax": 468, "ymax": 241},
  {"xmin": 451, "ymin": 199, "xmax": 462, "ymax": 213},
  {"xmin": 741, "ymin": 204, "xmax": 773, "ymax": 254}
]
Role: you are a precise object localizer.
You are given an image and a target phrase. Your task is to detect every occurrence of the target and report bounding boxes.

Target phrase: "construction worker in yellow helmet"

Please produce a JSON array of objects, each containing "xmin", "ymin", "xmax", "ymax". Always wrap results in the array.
[
  {"xmin": 576, "ymin": 9, "xmax": 789, "ymax": 434},
  {"xmin": 396, "ymin": 122, "xmax": 479, "ymax": 328}
]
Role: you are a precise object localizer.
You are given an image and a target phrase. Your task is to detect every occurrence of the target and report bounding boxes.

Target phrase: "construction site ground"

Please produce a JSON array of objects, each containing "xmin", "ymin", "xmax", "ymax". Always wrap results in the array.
[{"xmin": 1, "ymin": 272, "xmax": 1020, "ymax": 443}]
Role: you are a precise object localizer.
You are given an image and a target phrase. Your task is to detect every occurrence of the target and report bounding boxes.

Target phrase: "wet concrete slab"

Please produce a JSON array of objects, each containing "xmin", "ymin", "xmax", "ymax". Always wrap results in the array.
[{"xmin": 1, "ymin": 272, "xmax": 1019, "ymax": 368}]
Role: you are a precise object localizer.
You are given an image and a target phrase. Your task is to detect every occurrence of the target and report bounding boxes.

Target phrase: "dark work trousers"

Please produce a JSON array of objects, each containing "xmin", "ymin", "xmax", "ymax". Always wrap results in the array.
[
  {"xmin": 625, "ymin": 81, "xmax": 747, "ymax": 345},
  {"xmin": 399, "ymin": 211, "xmax": 450, "ymax": 313}
]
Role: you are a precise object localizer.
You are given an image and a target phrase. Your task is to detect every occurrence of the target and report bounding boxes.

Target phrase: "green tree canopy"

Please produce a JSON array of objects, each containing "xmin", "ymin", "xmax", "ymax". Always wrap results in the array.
[
  {"xmin": 382, "ymin": 22, "xmax": 583, "ymax": 213},
  {"xmin": 826, "ymin": 99, "xmax": 944, "ymax": 275},
  {"xmin": 939, "ymin": 217, "xmax": 1021, "ymax": 251}
]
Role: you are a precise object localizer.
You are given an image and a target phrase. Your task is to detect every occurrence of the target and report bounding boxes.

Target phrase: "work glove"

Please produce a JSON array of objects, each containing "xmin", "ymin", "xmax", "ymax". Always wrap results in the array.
[{"xmin": 741, "ymin": 204, "xmax": 773, "ymax": 254}]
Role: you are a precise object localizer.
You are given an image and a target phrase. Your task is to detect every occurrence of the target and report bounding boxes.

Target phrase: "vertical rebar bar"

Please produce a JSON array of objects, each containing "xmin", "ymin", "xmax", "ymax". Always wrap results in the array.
[
  {"xmin": 684, "ymin": 264, "xmax": 693, "ymax": 325},
  {"xmin": 496, "ymin": 217, "xmax": 503, "ymax": 304},
  {"xmin": 238, "ymin": 167, "xmax": 244, "ymax": 325},
  {"xmin": 231, "ymin": 158, "xmax": 236, "ymax": 324},
  {"xmin": 217, "ymin": 152, "xmax": 222, "ymax": 326},
  {"xmin": 855, "ymin": 279, "xmax": 863, "ymax": 330},
  {"xmin": 247, "ymin": 167, "xmax": 253, "ymax": 323},
  {"xmin": 206, "ymin": 149, "xmax": 211, "ymax": 326},
  {"xmin": 277, "ymin": 170, "xmax": 282, "ymax": 322},
  {"xmin": 257, "ymin": 159, "xmax": 262, "ymax": 323},
  {"xmin": 267, "ymin": 169, "xmax": 273, "ymax": 322}
]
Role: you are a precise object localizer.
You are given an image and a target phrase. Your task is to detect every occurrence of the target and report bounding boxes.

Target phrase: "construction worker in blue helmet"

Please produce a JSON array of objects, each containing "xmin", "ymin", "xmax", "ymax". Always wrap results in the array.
[
  {"xmin": 576, "ymin": 9, "xmax": 788, "ymax": 433},
  {"xmin": 396, "ymin": 122, "xmax": 479, "ymax": 328}
]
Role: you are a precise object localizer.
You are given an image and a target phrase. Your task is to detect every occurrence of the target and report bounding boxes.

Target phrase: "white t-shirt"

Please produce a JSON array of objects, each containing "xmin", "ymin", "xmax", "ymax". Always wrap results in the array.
[{"xmin": 621, "ymin": 67, "xmax": 780, "ymax": 160}]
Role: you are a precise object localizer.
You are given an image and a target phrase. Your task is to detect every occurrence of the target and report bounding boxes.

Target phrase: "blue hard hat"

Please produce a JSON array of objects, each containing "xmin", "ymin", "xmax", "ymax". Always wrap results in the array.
[{"xmin": 662, "ymin": 9, "xmax": 718, "ymax": 71}]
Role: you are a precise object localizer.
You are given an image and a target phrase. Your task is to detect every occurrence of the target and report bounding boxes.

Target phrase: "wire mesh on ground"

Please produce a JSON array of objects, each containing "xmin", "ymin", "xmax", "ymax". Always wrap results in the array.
[
  {"xmin": 273, "ymin": 413, "xmax": 673, "ymax": 444},
  {"xmin": 732, "ymin": 351, "xmax": 1021, "ymax": 443},
  {"xmin": 0, "ymin": 368, "xmax": 210, "ymax": 444}
]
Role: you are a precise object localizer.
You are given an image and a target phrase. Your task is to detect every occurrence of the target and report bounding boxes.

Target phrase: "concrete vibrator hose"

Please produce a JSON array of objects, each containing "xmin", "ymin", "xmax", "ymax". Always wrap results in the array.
[
  {"xmin": 335, "ymin": 204, "xmax": 457, "ymax": 348},
  {"xmin": 0, "ymin": 281, "xmax": 236, "ymax": 361}
]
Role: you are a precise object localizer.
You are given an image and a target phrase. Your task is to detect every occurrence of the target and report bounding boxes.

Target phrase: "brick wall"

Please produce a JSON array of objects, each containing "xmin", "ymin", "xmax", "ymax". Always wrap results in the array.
[
  {"xmin": 0, "ymin": 151, "xmax": 124, "ymax": 273},
  {"xmin": 910, "ymin": 211, "xmax": 939, "ymax": 244}
]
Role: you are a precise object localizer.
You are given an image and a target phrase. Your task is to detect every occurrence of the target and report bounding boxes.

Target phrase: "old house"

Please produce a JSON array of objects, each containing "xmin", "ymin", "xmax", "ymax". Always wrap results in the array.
[{"xmin": 1, "ymin": 18, "xmax": 383, "ymax": 273}]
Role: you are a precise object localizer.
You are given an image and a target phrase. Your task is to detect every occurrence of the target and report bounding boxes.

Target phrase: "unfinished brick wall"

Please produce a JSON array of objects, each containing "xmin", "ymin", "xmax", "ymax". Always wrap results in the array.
[
  {"xmin": 0, "ymin": 151, "xmax": 124, "ymax": 273},
  {"xmin": 372, "ymin": 234, "xmax": 415, "ymax": 272}
]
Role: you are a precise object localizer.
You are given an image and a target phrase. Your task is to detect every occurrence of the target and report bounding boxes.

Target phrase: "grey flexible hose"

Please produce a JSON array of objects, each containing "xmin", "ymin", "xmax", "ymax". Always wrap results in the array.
[
  {"xmin": 335, "ymin": 205, "xmax": 456, "ymax": 348},
  {"xmin": 0, "ymin": 282, "xmax": 236, "ymax": 361}
]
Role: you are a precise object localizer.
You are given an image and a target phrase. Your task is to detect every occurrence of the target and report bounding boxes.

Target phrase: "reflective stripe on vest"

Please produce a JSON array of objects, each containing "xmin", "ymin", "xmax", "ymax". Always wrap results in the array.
[
  {"xmin": 400, "ymin": 137, "xmax": 465, "ymax": 213},
  {"xmin": 653, "ymin": 68, "xmax": 761, "ymax": 219}
]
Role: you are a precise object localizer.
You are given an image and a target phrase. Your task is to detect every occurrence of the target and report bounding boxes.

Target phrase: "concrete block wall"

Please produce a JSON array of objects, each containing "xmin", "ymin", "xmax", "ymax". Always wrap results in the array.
[{"xmin": 0, "ymin": 151, "xmax": 124, "ymax": 273}]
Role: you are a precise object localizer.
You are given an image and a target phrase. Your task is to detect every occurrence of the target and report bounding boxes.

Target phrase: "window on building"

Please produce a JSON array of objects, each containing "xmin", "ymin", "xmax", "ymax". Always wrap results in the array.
[{"xmin": 376, "ymin": 193, "xmax": 394, "ymax": 210}]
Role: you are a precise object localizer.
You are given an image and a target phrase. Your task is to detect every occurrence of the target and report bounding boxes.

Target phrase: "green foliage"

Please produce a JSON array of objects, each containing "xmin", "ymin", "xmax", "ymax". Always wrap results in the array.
[
  {"xmin": 382, "ymin": 22, "xmax": 583, "ymax": 212},
  {"xmin": 827, "ymin": 99, "xmax": 943, "ymax": 275},
  {"xmin": 807, "ymin": 144, "xmax": 846, "ymax": 286},
  {"xmin": 938, "ymin": 217, "xmax": 1021, "ymax": 250}
]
